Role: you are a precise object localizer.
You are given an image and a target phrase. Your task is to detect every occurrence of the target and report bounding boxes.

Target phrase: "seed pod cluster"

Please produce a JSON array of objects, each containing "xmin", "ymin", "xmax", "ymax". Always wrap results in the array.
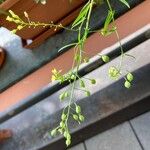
[
  {"xmin": 72, "ymin": 105, "xmax": 85, "ymax": 123},
  {"xmin": 124, "ymin": 73, "xmax": 134, "ymax": 88}
]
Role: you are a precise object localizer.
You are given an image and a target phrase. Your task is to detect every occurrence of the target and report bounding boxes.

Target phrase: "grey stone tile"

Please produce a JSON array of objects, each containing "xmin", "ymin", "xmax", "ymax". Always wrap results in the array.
[
  {"xmin": 68, "ymin": 143, "xmax": 85, "ymax": 150},
  {"xmin": 130, "ymin": 111, "xmax": 150, "ymax": 150},
  {"xmin": 85, "ymin": 122, "xmax": 142, "ymax": 150}
]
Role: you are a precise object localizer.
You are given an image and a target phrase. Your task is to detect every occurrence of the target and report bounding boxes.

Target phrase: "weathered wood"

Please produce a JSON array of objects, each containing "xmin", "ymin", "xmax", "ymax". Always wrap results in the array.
[{"xmin": 0, "ymin": 0, "xmax": 144, "ymax": 92}]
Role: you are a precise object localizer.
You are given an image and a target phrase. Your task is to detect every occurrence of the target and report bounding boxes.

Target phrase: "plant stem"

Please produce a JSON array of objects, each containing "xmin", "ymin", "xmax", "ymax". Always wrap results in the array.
[{"xmin": 106, "ymin": 0, "xmax": 124, "ymax": 71}]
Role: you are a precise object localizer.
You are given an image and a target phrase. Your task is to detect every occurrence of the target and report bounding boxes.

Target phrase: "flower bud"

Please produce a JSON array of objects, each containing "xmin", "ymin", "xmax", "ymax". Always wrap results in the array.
[
  {"xmin": 6, "ymin": 16, "xmax": 13, "ymax": 22},
  {"xmin": 108, "ymin": 66, "xmax": 120, "ymax": 80},
  {"xmin": 9, "ymin": 10, "xmax": 19, "ymax": 19},
  {"xmin": 17, "ymin": 25, "xmax": 23, "ymax": 30}
]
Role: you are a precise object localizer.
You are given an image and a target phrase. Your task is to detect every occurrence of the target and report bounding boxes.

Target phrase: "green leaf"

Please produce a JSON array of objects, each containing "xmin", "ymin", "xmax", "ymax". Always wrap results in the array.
[
  {"xmin": 72, "ymin": 1, "xmax": 90, "ymax": 28},
  {"xmin": 58, "ymin": 43, "xmax": 77, "ymax": 52},
  {"xmin": 101, "ymin": 10, "xmax": 116, "ymax": 36},
  {"xmin": 72, "ymin": 16, "xmax": 86, "ymax": 29},
  {"xmin": 119, "ymin": 0, "xmax": 130, "ymax": 8},
  {"xmin": 104, "ymin": 10, "xmax": 115, "ymax": 30}
]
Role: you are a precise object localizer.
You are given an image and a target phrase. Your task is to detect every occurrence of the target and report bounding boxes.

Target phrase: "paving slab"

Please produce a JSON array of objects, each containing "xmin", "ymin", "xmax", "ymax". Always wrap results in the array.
[
  {"xmin": 68, "ymin": 143, "xmax": 85, "ymax": 150},
  {"xmin": 130, "ymin": 111, "xmax": 150, "ymax": 150},
  {"xmin": 85, "ymin": 122, "xmax": 142, "ymax": 150}
]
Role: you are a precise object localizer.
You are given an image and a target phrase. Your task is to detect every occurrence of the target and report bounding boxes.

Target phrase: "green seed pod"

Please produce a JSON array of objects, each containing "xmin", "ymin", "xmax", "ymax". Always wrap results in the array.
[
  {"xmin": 85, "ymin": 91, "xmax": 91, "ymax": 97},
  {"xmin": 61, "ymin": 114, "xmax": 66, "ymax": 121},
  {"xmin": 102, "ymin": 55, "xmax": 110, "ymax": 63},
  {"xmin": 51, "ymin": 129, "xmax": 57, "ymax": 137},
  {"xmin": 76, "ymin": 105, "xmax": 81, "ymax": 114},
  {"xmin": 64, "ymin": 131, "xmax": 67, "ymax": 138},
  {"xmin": 80, "ymin": 80, "xmax": 85, "ymax": 88},
  {"xmin": 67, "ymin": 133, "xmax": 71, "ymax": 140},
  {"xmin": 60, "ymin": 121, "xmax": 65, "ymax": 128},
  {"xmin": 66, "ymin": 139, "xmax": 71, "ymax": 147},
  {"xmin": 127, "ymin": 73, "xmax": 134, "ymax": 82},
  {"xmin": 73, "ymin": 114, "xmax": 79, "ymax": 121},
  {"xmin": 59, "ymin": 93, "xmax": 65, "ymax": 101},
  {"xmin": 79, "ymin": 115, "xmax": 85, "ymax": 122},
  {"xmin": 71, "ymin": 74, "xmax": 76, "ymax": 80},
  {"xmin": 64, "ymin": 92, "xmax": 69, "ymax": 98},
  {"xmin": 90, "ymin": 79, "xmax": 96, "ymax": 84},
  {"xmin": 58, "ymin": 128, "xmax": 63, "ymax": 134},
  {"xmin": 124, "ymin": 81, "xmax": 131, "ymax": 89}
]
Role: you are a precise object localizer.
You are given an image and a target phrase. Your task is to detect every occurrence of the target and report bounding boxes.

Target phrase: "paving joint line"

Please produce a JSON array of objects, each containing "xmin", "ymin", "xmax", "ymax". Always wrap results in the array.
[{"xmin": 129, "ymin": 121, "xmax": 145, "ymax": 150}]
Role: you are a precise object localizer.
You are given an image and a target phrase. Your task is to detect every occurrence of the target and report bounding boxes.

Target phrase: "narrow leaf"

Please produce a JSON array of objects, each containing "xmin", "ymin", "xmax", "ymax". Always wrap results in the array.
[
  {"xmin": 119, "ymin": 0, "xmax": 130, "ymax": 8},
  {"xmin": 58, "ymin": 43, "xmax": 77, "ymax": 52},
  {"xmin": 72, "ymin": 1, "xmax": 90, "ymax": 28}
]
